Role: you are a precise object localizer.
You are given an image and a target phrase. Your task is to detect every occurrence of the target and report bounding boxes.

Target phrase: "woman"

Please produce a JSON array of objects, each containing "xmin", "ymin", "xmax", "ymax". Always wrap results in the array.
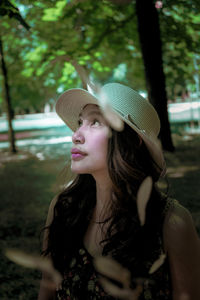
[{"xmin": 38, "ymin": 83, "xmax": 200, "ymax": 300}]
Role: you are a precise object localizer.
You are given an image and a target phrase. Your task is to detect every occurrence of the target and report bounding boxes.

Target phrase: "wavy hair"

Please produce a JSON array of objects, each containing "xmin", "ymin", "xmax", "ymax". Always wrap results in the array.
[{"xmin": 44, "ymin": 124, "xmax": 167, "ymax": 277}]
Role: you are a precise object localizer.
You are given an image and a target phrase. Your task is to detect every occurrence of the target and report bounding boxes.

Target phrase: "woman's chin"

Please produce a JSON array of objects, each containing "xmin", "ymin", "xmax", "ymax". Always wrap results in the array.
[{"xmin": 71, "ymin": 166, "xmax": 87, "ymax": 174}]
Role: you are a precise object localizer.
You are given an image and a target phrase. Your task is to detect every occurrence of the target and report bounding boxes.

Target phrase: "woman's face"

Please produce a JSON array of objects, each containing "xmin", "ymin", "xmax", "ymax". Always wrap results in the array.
[{"xmin": 71, "ymin": 104, "xmax": 110, "ymax": 178}]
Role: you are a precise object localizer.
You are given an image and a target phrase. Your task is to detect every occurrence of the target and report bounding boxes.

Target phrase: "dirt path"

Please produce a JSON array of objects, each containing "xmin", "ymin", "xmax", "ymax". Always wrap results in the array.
[{"xmin": 159, "ymin": 134, "xmax": 200, "ymax": 233}]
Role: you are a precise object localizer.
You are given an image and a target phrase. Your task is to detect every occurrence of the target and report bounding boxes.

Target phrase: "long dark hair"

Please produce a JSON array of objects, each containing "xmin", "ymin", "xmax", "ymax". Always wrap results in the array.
[{"xmin": 44, "ymin": 123, "xmax": 167, "ymax": 277}]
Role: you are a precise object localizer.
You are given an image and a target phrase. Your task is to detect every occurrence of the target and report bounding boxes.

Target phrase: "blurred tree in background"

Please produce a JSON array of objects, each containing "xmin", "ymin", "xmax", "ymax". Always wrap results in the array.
[
  {"xmin": 1, "ymin": 0, "xmax": 200, "ymax": 151},
  {"xmin": 1, "ymin": 2, "xmax": 200, "ymax": 299},
  {"xmin": 0, "ymin": 0, "xmax": 30, "ymax": 153}
]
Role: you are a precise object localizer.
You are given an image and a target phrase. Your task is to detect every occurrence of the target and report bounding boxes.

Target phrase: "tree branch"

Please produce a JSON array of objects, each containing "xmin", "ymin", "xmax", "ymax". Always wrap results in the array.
[{"xmin": 86, "ymin": 12, "xmax": 135, "ymax": 53}]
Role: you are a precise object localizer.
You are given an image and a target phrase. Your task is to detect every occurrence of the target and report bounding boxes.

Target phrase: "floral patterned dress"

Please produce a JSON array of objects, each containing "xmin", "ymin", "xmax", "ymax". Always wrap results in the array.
[
  {"xmin": 56, "ymin": 244, "xmax": 172, "ymax": 300},
  {"xmin": 56, "ymin": 197, "xmax": 176, "ymax": 299}
]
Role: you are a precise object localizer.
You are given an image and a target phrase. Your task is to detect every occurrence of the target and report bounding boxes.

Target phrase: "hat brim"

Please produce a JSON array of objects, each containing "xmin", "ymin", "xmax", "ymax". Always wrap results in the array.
[{"xmin": 56, "ymin": 88, "xmax": 166, "ymax": 175}]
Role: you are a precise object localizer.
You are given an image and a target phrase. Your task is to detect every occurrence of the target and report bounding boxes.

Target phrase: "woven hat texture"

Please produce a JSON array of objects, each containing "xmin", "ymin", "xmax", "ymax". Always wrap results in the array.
[{"xmin": 56, "ymin": 83, "xmax": 165, "ymax": 174}]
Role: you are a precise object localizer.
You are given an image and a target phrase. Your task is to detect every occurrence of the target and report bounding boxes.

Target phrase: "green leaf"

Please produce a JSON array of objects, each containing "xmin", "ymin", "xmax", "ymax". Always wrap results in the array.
[
  {"xmin": 92, "ymin": 61, "xmax": 104, "ymax": 72},
  {"xmin": 42, "ymin": 0, "xmax": 66, "ymax": 21},
  {"xmin": 21, "ymin": 68, "xmax": 34, "ymax": 77},
  {"xmin": 25, "ymin": 44, "xmax": 48, "ymax": 62}
]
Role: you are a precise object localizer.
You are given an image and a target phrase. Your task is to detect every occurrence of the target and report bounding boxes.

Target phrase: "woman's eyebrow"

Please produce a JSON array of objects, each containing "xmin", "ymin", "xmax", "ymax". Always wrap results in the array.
[{"xmin": 79, "ymin": 111, "xmax": 103, "ymax": 118}]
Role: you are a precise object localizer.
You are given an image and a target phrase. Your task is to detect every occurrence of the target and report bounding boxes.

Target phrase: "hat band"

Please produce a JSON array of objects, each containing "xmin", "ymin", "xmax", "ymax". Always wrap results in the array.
[{"xmin": 114, "ymin": 108, "xmax": 145, "ymax": 133}]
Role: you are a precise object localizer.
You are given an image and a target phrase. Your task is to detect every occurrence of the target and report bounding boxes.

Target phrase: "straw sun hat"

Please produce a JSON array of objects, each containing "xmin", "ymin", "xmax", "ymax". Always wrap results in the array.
[{"xmin": 56, "ymin": 83, "xmax": 166, "ymax": 175}]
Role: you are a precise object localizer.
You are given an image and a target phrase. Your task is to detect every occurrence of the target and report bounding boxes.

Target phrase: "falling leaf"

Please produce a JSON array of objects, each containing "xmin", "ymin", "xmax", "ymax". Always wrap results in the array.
[
  {"xmin": 87, "ymin": 80, "xmax": 124, "ymax": 132},
  {"xmin": 99, "ymin": 277, "xmax": 142, "ymax": 300},
  {"xmin": 98, "ymin": 88, "xmax": 124, "ymax": 132},
  {"xmin": 94, "ymin": 256, "xmax": 131, "ymax": 288},
  {"xmin": 94, "ymin": 256, "xmax": 143, "ymax": 300},
  {"xmin": 5, "ymin": 249, "xmax": 62, "ymax": 287},
  {"xmin": 40, "ymin": 278, "xmax": 60, "ymax": 291},
  {"xmin": 149, "ymin": 253, "xmax": 166, "ymax": 274},
  {"xmin": 136, "ymin": 176, "xmax": 153, "ymax": 226},
  {"xmin": 72, "ymin": 60, "xmax": 90, "ymax": 88},
  {"xmin": 67, "ymin": 60, "xmax": 124, "ymax": 132}
]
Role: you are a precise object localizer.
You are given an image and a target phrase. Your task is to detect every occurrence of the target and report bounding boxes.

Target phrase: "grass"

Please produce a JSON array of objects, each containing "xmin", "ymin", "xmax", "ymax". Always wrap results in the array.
[
  {"xmin": 0, "ymin": 133, "xmax": 200, "ymax": 299},
  {"xmin": 159, "ymin": 133, "xmax": 200, "ymax": 234},
  {"xmin": 0, "ymin": 153, "xmax": 66, "ymax": 300}
]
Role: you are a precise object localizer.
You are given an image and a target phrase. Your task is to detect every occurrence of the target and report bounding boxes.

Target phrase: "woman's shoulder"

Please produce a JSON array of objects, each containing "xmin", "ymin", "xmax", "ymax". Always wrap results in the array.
[
  {"xmin": 162, "ymin": 200, "xmax": 200, "ymax": 298},
  {"xmin": 163, "ymin": 198, "xmax": 200, "ymax": 252},
  {"xmin": 50, "ymin": 194, "xmax": 59, "ymax": 209},
  {"xmin": 49, "ymin": 194, "xmax": 59, "ymax": 211},
  {"xmin": 164, "ymin": 199, "xmax": 194, "ymax": 231}
]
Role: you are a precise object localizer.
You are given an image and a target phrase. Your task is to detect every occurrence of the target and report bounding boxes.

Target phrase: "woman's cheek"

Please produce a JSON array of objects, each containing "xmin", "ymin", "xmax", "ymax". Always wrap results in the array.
[{"xmin": 93, "ymin": 132, "xmax": 109, "ymax": 153}]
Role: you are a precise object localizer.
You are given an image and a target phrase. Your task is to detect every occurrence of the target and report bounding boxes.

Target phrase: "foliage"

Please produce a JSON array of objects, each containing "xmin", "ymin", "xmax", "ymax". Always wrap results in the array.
[
  {"xmin": 159, "ymin": 0, "xmax": 200, "ymax": 99},
  {"xmin": 0, "ymin": 0, "xmax": 200, "ymax": 113},
  {"xmin": 0, "ymin": 0, "xmax": 30, "ymax": 30}
]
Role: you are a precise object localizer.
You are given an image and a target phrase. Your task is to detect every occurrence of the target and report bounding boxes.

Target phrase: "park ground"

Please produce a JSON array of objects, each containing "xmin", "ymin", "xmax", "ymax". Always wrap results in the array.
[{"xmin": 0, "ymin": 132, "xmax": 200, "ymax": 299}]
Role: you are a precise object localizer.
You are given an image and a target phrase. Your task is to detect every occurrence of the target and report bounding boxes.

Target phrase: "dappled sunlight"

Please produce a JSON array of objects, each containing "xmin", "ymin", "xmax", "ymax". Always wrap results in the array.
[
  {"xmin": 0, "ymin": 152, "xmax": 30, "ymax": 166},
  {"xmin": 0, "ymin": 112, "xmax": 65, "ymax": 132},
  {"xmin": 0, "ymin": 136, "xmax": 72, "ymax": 149},
  {"xmin": 171, "ymin": 133, "xmax": 200, "ymax": 149},
  {"xmin": 167, "ymin": 165, "xmax": 200, "ymax": 178},
  {"xmin": 157, "ymin": 162, "xmax": 200, "ymax": 191},
  {"xmin": 168, "ymin": 101, "xmax": 200, "ymax": 123},
  {"xmin": 0, "ymin": 136, "xmax": 72, "ymax": 151}
]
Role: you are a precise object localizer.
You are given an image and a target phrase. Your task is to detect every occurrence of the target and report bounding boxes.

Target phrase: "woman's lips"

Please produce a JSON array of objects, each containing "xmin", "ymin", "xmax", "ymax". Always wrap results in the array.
[
  {"xmin": 71, "ymin": 153, "xmax": 85, "ymax": 159},
  {"xmin": 71, "ymin": 148, "xmax": 87, "ymax": 160}
]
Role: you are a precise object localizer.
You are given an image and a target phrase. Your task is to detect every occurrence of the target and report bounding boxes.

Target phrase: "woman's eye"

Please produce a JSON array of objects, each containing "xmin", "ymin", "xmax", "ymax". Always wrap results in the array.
[
  {"xmin": 92, "ymin": 119, "xmax": 100, "ymax": 126},
  {"xmin": 78, "ymin": 119, "xmax": 83, "ymax": 127}
]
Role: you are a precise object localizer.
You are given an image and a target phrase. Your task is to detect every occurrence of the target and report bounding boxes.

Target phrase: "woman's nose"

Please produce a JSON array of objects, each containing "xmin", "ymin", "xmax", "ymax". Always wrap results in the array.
[{"xmin": 72, "ymin": 128, "xmax": 85, "ymax": 144}]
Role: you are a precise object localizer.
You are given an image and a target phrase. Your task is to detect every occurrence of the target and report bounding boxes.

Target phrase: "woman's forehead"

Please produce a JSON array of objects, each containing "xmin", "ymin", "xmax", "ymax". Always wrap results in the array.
[{"xmin": 79, "ymin": 104, "xmax": 101, "ymax": 118}]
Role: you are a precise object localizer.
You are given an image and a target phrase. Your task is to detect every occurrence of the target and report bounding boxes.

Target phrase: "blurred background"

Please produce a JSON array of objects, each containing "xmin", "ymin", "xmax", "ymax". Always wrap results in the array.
[{"xmin": 0, "ymin": 0, "xmax": 200, "ymax": 299}]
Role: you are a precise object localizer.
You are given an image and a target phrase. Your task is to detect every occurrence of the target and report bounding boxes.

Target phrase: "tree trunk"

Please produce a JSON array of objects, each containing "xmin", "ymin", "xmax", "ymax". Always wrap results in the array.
[
  {"xmin": 0, "ymin": 36, "xmax": 17, "ymax": 153},
  {"xmin": 135, "ymin": 0, "xmax": 175, "ymax": 151}
]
